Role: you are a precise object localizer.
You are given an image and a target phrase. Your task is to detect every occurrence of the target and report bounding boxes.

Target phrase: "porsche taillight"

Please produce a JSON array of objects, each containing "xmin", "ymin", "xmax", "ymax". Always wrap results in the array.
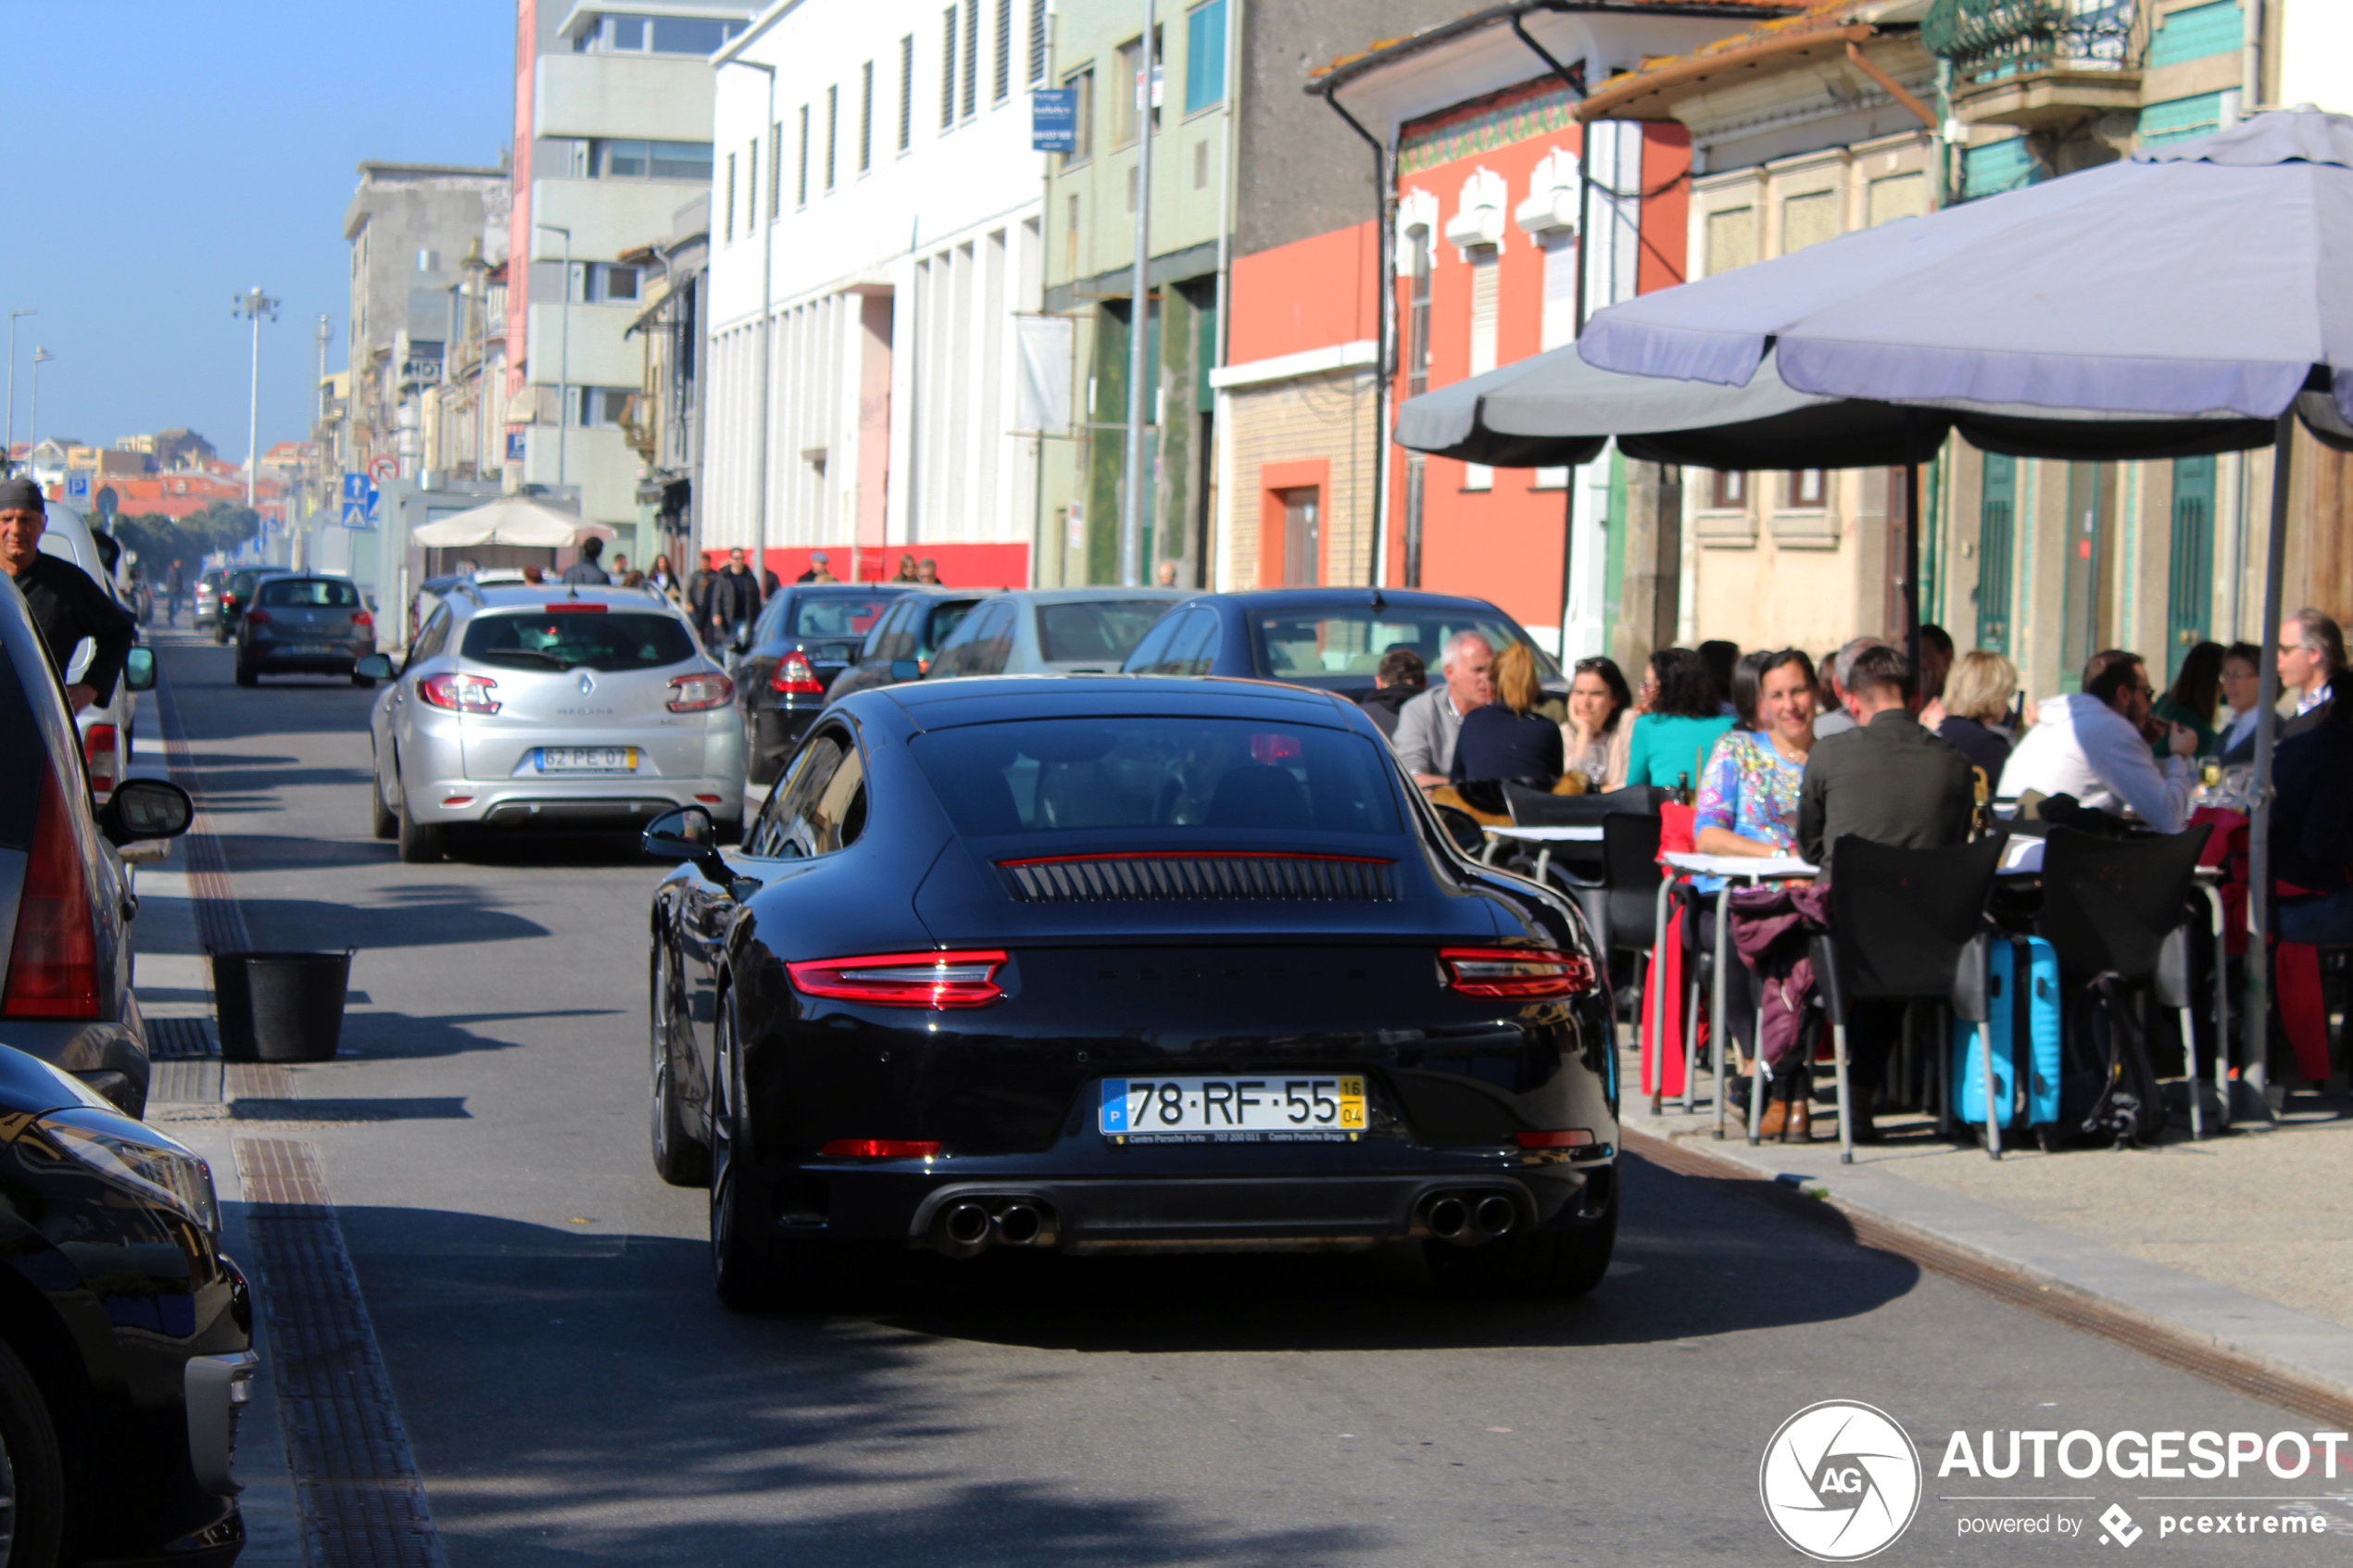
[
  {"xmin": 1438, "ymin": 947, "xmax": 1596, "ymax": 999},
  {"xmin": 787, "ymin": 950, "xmax": 1008, "ymax": 1009},
  {"xmin": 2, "ymin": 765, "xmax": 101, "ymax": 1020}
]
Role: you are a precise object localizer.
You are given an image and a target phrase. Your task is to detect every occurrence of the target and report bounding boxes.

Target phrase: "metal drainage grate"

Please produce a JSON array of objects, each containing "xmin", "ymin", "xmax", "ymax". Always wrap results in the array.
[
  {"xmin": 234, "ymin": 1137, "xmax": 447, "ymax": 1568},
  {"xmin": 149, "ymin": 1016, "xmax": 221, "ymax": 1060}
]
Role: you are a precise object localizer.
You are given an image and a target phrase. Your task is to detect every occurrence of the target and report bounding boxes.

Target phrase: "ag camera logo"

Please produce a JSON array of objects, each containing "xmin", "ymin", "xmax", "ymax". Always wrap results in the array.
[{"xmin": 1760, "ymin": 1400, "xmax": 1923, "ymax": 1561}]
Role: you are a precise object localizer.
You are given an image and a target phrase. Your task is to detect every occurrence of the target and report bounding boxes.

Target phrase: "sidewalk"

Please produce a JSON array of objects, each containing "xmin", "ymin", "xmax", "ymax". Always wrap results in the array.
[{"xmin": 1618, "ymin": 1041, "xmax": 2353, "ymax": 1407}]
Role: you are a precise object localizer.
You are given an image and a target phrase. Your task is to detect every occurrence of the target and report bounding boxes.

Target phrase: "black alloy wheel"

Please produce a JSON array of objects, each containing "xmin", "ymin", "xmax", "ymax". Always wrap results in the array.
[
  {"xmin": 1424, "ymin": 1187, "xmax": 1618, "ymax": 1301},
  {"xmin": 0, "ymin": 1338, "xmax": 66, "ymax": 1567},
  {"xmin": 648, "ymin": 935, "xmax": 709, "ymax": 1187},
  {"xmin": 708, "ymin": 1001, "xmax": 790, "ymax": 1311},
  {"xmin": 394, "ymin": 759, "xmax": 444, "ymax": 865},
  {"xmin": 233, "ymin": 659, "xmax": 257, "ymax": 688}
]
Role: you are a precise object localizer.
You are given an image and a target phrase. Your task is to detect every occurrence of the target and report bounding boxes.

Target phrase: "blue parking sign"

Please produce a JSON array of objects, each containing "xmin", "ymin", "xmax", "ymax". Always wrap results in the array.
[
  {"xmin": 64, "ymin": 472, "xmax": 89, "ymax": 504},
  {"xmin": 1031, "ymin": 87, "xmax": 1077, "ymax": 153}
]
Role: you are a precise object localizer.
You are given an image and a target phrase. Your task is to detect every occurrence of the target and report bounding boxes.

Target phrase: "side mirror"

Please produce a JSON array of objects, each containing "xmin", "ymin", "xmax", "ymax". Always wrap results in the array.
[
  {"xmin": 355, "ymin": 654, "xmax": 394, "ymax": 680},
  {"xmin": 97, "ymin": 778, "xmax": 193, "ymax": 846},
  {"xmin": 889, "ymin": 659, "xmax": 923, "ymax": 682},
  {"xmin": 644, "ymin": 806, "xmax": 735, "ymax": 884},
  {"xmin": 122, "ymin": 646, "xmax": 157, "ymax": 693}
]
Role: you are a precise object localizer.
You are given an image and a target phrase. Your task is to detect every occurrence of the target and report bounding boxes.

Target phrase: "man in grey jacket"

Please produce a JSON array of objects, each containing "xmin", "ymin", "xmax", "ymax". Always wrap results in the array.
[{"xmin": 1391, "ymin": 632, "xmax": 1493, "ymax": 786}]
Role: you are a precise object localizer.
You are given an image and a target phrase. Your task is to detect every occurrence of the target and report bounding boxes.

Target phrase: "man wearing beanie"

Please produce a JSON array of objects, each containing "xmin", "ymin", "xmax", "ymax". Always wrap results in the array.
[{"xmin": 0, "ymin": 476, "xmax": 135, "ymax": 712}]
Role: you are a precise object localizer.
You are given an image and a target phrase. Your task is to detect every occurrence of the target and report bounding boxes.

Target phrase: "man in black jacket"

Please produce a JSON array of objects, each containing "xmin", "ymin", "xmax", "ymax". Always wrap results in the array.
[
  {"xmin": 0, "ymin": 476, "xmax": 133, "ymax": 712},
  {"xmin": 704, "ymin": 548, "xmax": 763, "ymax": 646}
]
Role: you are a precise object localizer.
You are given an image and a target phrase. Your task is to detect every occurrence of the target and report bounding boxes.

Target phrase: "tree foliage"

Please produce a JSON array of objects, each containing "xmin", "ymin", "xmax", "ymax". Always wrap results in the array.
[{"xmin": 107, "ymin": 503, "xmax": 260, "ymax": 572}]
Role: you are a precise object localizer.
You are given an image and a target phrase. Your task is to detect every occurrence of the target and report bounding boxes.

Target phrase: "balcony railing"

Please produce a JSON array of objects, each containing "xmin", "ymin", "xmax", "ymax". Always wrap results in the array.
[{"xmin": 1925, "ymin": 0, "xmax": 2140, "ymax": 89}]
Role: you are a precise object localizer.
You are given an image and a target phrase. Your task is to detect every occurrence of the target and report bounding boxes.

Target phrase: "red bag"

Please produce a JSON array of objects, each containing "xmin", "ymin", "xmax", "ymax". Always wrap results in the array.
[{"xmin": 1639, "ymin": 801, "xmax": 1706, "ymax": 1098}]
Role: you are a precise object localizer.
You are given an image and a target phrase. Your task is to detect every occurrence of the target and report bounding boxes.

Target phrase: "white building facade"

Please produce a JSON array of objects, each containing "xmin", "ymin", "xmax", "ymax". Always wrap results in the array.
[{"xmin": 705, "ymin": 0, "xmax": 1051, "ymax": 583}]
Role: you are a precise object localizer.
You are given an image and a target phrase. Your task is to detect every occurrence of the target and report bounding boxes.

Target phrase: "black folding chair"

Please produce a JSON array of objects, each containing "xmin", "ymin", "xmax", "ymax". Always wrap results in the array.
[
  {"xmin": 2034, "ymin": 824, "xmax": 2214, "ymax": 1139},
  {"xmin": 1502, "ymin": 783, "xmax": 1664, "ymax": 889},
  {"xmin": 1806, "ymin": 834, "xmax": 2007, "ymax": 1163}
]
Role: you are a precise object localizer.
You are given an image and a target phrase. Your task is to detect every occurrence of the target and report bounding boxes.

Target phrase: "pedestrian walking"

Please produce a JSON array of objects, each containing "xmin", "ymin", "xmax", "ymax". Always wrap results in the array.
[
  {"xmin": 164, "ymin": 558, "xmax": 185, "ymax": 626},
  {"xmin": 561, "ymin": 536, "xmax": 612, "ymax": 585},
  {"xmin": 0, "ymin": 475, "xmax": 134, "ymax": 712},
  {"xmin": 914, "ymin": 558, "xmax": 941, "ymax": 585},
  {"xmin": 707, "ymin": 548, "xmax": 763, "ymax": 648}
]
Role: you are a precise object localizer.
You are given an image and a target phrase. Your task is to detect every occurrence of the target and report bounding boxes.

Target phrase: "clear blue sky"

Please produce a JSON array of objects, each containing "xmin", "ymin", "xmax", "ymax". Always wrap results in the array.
[{"xmin": 13, "ymin": 2, "xmax": 514, "ymax": 466}]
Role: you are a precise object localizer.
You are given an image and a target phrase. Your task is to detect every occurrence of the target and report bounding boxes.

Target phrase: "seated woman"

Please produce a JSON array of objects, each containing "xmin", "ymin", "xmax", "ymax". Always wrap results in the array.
[
  {"xmin": 1934, "ymin": 649, "xmax": 2020, "ymax": 784},
  {"xmin": 2153, "ymin": 640, "xmax": 2222, "ymax": 759},
  {"xmin": 1694, "ymin": 648, "xmax": 1817, "ymax": 866},
  {"xmin": 1452, "ymin": 641, "xmax": 1564, "ymax": 794},
  {"xmin": 1560, "ymin": 655, "xmax": 1634, "ymax": 790},
  {"xmin": 1622, "ymin": 646, "xmax": 1734, "ymax": 791}
]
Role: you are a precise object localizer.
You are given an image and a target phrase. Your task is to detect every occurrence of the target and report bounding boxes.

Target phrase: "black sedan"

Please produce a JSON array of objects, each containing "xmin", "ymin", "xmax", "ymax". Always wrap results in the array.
[
  {"xmin": 823, "ymin": 588, "xmax": 985, "ymax": 706},
  {"xmin": 730, "ymin": 583, "xmax": 914, "ymax": 784},
  {"xmin": 0, "ymin": 1043, "xmax": 255, "ymax": 1565},
  {"xmin": 644, "ymin": 675, "xmax": 1618, "ymax": 1310},
  {"xmin": 1122, "ymin": 587, "xmax": 1567, "ymax": 704}
]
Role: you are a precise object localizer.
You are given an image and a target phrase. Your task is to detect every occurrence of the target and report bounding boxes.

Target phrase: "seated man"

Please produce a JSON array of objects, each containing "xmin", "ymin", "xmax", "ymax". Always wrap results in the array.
[
  {"xmin": 1356, "ymin": 646, "xmax": 1427, "ymax": 741},
  {"xmin": 1997, "ymin": 650, "xmax": 2196, "ymax": 832},
  {"xmin": 1391, "ymin": 632, "xmax": 1492, "ymax": 787},
  {"xmin": 1793, "ymin": 644, "xmax": 1976, "ymax": 1140},
  {"xmin": 2271, "ymin": 672, "xmax": 2353, "ymax": 943},
  {"xmin": 2219, "ymin": 608, "xmax": 2345, "ymax": 764}
]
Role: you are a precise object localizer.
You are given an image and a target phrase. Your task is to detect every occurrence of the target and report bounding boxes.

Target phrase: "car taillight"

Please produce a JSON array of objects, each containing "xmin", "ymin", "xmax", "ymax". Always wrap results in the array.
[
  {"xmin": 1438, "ymin": 947, "xmax": 1596, "ymax": 999},
  {"xmin": 82, "ymin": 725, "xmax": 119, "ymax": 794},
  {"xmin": 820, "ymin": 1139, "xmax": 942, "ymax": 1160},
  {"xmin": 244, "ymin": 610, "xmax": 271, "ymax": 625},
  {"xmin": 418, "ymin": 672, "xmax": 500, "ymax": 714},
  {"xmin": 352, "ymin": 611, "xmax": 373, "ymax": 631},
  {"xmin": 769, "ymin": 650, "xmax": 824, "ymax": 695},
  {"xmin": 1515, "ymin": 1130, "xmax": 1597, "ymax": 1149},
  {"xmin": 668, "ymin": 671, "xmax": 735, "ymax": 712},
  {"xmin": 787, "ymin": 950, "xmax": 1008, "ymax": 1009},
  {"xmin": 2, "ymin": 765, "xmax": 100, "ymax": 1020}
]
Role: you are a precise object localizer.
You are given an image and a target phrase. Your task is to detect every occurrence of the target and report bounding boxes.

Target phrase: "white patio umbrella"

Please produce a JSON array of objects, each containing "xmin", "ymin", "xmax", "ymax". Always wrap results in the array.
[
  {"xmin": 409, "ymin": 495, "xmax": 618, "ymax": 549},
  {"xmin": 1576, "ymin": 107, "xmax": 2353, "ymax": 1110}
]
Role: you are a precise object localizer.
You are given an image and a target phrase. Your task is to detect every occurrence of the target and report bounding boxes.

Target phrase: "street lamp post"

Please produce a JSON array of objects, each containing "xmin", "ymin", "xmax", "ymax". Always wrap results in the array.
[
  {"xmin": 27, "ymin": 347, "xmax": 52, "ymax": 470},
  {"xmin": 1120, "ymin": 0, "xmax": 1156, "ymax": 587},
  {"xmin": 233, "ymin": 286, "xmax": 281, "ymax": 509},
  {"xmin": 535, "ymin": 223, "xmax": 572, "ymax": 490},
  {"xmin": 6, "ymin": 308, "xmax": 34, "ymax": 470}
]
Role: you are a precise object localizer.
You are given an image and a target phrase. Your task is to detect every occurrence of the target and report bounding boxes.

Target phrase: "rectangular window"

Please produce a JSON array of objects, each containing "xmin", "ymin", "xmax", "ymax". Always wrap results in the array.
[
  {"xmin": 768, "ymin": 122, "xmax": 782, "ymax": 219},
  {"xmin": 606, "ymin": 139, "xmax": 649, "ymax": 178},
  {"xmin": 1113, "ymin": 36, "xmax": 1140, "ymax": 144},
  {"xmin": 1710, "ymin": 470, "xmax": 1747, "ymax": 508},
  {"xmin": 1027, "ymin": 0, "xmax": 1047, "ymax": 86},
  {"xmin": 993, "ymin": 0, "xmax": 1012, "ymax": 104},
  {"xmin": 1779, "ymin": 190, "xmax": 1839, "ymax": 255},
  {"xmin": 1866, "ymin": 171, "xmax": 1927, "ymax": 228},
  {"xmin": 1184, "ymin": 0, "xmax": 1227, "ymax": 115},
  {"xmin": 648, "ymin": 17, "xmax": 742, "ymax": 55},
  {"xmin": 1063, "ymin": 68, "xmax": 1094, "ymax": 165},
  {"xmin": 724, "ymin": 152, "xmax": 736, "ymax": 240},
  {"xmin": 940, "ymin": 7, "xmax": 958, "ymax": 128},
  {"xmin": 648, "ymin": 141, "xmax": 711, "ymax": 181},
  {"xmin": 588, "ymin": 264, "xmax": 640, "ymax": 303},
  {"xmin": 1465, "ymin": 247, "xmax": 1499, "ymax": 492},
  {"xmin": 607, "ymin": 16, "xmax": 647, "ymax": 49},
  {"xmin": 797, "ymin": 105, "xmax": 810, "ymax": 205},
  {"xmin": 746, "ymin": 138, "xmax": 758, "ymax": 229},
  {"xmin": 1705, "ymin": 206, "xmax": 1755, "ymax": 275},
  {"xmin": 825, "ymin": 83, "xmax": 838, "ymax": 190},
  {"xmin": 962, "ymin": 0, "xmax": 979, "ymax": 119},
  {"xmin": 860, "ymin": 61, "xmax": 874, "ymax": 172},
  {"xmin": 899, "ymin": 35, "xmax": 914, "ymax": 151},
  {"xmin": 1785, "ymin": 470, "xmax": 1828, "ymax": 508},
  {"xmin": 1405, "ymin": 228, "xmax": 1432, "ymax": 398},
  {"xmin": 573, "ymin": 387, "xmax": 636, "ymax": 427}
]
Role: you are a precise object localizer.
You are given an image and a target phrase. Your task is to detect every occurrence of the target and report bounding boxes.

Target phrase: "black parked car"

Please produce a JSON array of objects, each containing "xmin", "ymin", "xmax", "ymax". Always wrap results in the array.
[
  {"xmin": 1, "ymin": 570, "xmax": 194, "ymax": 1117},
  {"xmin": 1122, "ymin": 588, "xmax": 1567, "ymax": 704},
  {"xmin": 0, "ymin": 1042, "xmax": 255, "ymax": 1564},
  {"xmin": 823, "ymin": 589, "xmax": 986, "ymax": 706},
  {"xmin": 644, "ymin": 676, "xmax": 1618, "ymax": 1310},
  {"xmin": 210, "ymin": 565, "xmax": 293, "ymax": 645},
  {"xmin": 731, "ymin": 583, "xmax": 916, "ymax": 784}
]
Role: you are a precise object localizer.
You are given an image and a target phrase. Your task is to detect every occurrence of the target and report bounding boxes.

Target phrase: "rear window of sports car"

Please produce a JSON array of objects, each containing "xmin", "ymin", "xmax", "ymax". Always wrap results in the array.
[{"xmin": 911, "ymin": 717, "xmax": 1402, "ymax": 839}]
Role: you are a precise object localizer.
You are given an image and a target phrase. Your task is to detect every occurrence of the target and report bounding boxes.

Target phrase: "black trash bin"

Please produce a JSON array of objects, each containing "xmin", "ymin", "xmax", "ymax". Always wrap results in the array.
[{"xmin": 211, "ymin": 950, "xmax": 353, "ymax": 1063}]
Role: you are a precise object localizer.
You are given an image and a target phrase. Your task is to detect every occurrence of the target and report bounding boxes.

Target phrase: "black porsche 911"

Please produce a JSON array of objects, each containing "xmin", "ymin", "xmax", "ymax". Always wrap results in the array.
[{"xmin": 643, "ymin": 675, "xmax": 1618, "ymax": 1309}]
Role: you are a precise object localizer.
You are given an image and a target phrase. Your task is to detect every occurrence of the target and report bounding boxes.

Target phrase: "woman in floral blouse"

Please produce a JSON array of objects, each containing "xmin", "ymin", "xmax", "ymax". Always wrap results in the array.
[{"xmin": 1695, "ymin": 647, "xmax": 1818, "ymax": 867}]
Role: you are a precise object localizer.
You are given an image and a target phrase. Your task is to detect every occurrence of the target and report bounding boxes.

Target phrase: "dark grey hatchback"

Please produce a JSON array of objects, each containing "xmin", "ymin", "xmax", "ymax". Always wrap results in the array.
[{"xmin": 234, "ymin": 573, "xmax": 376, "ymax": 687}]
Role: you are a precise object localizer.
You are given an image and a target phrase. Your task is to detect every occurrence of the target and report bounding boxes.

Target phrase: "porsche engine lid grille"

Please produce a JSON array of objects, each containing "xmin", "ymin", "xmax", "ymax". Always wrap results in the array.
[{"xmin": 998, "ymin": 852, "xmax": 1399, "ymax": 903}]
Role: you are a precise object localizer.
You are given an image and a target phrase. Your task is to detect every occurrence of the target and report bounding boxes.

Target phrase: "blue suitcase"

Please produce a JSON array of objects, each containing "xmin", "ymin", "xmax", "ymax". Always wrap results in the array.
[{"xmin": 1953, "ymin": 935, "xmax": 2062, "ymax": 1128}]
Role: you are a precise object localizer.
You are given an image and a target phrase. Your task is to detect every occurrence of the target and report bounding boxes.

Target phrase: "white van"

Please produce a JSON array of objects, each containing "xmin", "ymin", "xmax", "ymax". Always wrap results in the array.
[{"xmin": 34, "ymin": 501, "xmax": 142, "ymax": 796}]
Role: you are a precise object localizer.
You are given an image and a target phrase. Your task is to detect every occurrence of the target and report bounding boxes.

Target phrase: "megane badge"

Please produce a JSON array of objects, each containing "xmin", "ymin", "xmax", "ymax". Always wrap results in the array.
[{"xmin": 578, "ymin": 672, "xmax": 597, "ymax": 696}]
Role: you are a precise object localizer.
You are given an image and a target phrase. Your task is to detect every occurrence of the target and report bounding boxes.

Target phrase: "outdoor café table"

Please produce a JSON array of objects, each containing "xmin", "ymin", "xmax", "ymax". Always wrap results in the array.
[
  {"xmin": 1656, "ymin": 851, "xmax": 1818, "ymax": 1139},
  {"xmin": 1478, "ymin": 823, "xmax": 1603, "ymax": 886}
]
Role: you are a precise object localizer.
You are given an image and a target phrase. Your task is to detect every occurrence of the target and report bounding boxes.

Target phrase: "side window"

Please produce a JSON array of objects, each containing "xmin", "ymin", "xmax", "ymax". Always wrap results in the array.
[
  {"xmin": 972, "ymin": 603, "xmax": 1017, "ymax": 674},
  {"xmin": 1170, "ymin": 609, "xmax": 1220, "ymax": 675},
  {"xmin": 933, "ymin": 603, "xmax": 998, "ymax": 677},
  {"xmin": 808, "ymin": 741, "xmax": 866, "ymax": 854},
  {"xmin": 410, "ymin": 606, "xmax": 453, "ymax": 662},
  {"xmin": 1124, "ymin": 612, "xmax": 1181, "ymax": 674},
  {"xmin": 920, "ymin": 600, "xmax": 975, "ymax": 659},
  {"xmin": 875, "ymin": 599, "xmax": 916, "ymax": 662},
  {"xmin": 758, "ymin": 732, "xmax": 845, "ymax": 857}
]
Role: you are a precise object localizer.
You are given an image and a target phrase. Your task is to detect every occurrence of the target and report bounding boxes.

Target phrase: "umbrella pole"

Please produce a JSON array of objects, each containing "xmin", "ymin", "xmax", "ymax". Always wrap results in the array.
[
  {"xmin": 1903, "ymin": 457, "xmax": 1921, "ymax": 669},
  {"xmin": 2240, "ymin": 408, "xmax": 2293, "ymax": 1122},
  {"xmin": 1557, "ymin": 477, "xmax": 1577, "ymax": 660}
]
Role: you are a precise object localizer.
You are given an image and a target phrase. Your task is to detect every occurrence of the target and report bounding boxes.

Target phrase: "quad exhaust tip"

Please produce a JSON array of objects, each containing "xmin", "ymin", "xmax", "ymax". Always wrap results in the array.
[
  {"xmin": 1422, "ymin": 1189, "xmax": 1520, "ymax": 1247},
  {"xmin": 931, "ymin": 1197, "xmax": 1056, "ymax": 1257}
]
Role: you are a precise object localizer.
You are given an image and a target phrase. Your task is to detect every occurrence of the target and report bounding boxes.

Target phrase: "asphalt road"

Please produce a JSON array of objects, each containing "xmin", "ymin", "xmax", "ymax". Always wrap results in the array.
[{"xmin": 158, "ymin": 633, "xmax": 2343, "ymax": 1567}]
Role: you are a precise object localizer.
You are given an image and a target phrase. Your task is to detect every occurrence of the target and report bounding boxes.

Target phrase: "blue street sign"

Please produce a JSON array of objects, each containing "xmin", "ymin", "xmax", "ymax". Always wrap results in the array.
[
  {"xmin": 64, "ymin": 472, "xmax": 89, "ymax": 505},
  {"xmin": 343, "ymin": 481, "xmax": 381, "ymax": 531},
  {"xmin": 341, "ymin": 472, "xmax": 370, "ymax": 505},
  {"xmin": 364, "ymin": 482, "xmax": 381, "ymax": 524},
  {"xmin": 1031, "ymin": 87, "xmax": 1077, "ymax": 153}
]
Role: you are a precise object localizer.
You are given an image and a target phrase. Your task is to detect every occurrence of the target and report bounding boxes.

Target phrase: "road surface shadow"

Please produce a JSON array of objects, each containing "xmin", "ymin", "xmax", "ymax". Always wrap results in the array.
[
  {"xmin": 335, "ymin": 1008, "xmax": 617, "ymax": 1061},
  {"xmin": 211, "ymin": 833, "xmax": 397, "ymax": 872},
  {"xmin": 337, "ymin": 1205, "xmax": 1377, "ymax": 1566},
  {"xmin": 235, "ymin": 896, "xmax": 550, "ymax": 951}
]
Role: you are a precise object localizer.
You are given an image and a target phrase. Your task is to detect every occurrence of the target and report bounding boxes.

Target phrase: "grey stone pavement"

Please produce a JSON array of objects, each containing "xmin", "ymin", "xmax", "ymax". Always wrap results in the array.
[{"xmin": 107, "ymin": 627, "xmax": 2353, "ymax": 1565}]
